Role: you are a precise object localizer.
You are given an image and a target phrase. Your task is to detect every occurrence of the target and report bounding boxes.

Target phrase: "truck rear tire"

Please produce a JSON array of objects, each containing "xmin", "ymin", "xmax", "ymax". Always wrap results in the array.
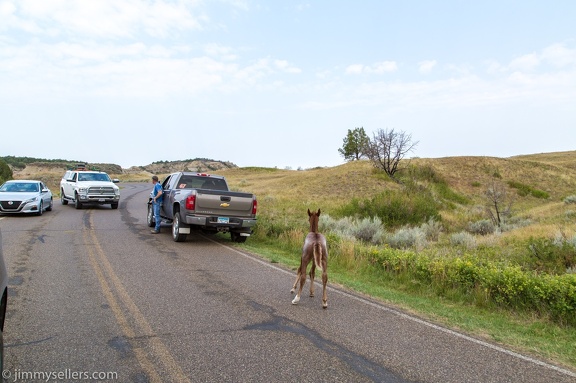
[
  {"xmin": 146, "ymin": 204, "xmax": 155, "ymax": 227},
  {"xmin": 231, "ymin": 232, "xmax": 247, "ymax": 243},
  {"xmin": 172, "ymin": 212, "xmax": 188, "ymax": 242}
]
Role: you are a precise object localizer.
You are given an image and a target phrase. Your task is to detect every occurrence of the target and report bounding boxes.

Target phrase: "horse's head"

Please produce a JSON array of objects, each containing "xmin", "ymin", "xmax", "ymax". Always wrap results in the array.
[{"xmin": 307, "ymin": 208, "xmax": 321, "ymax": 232}]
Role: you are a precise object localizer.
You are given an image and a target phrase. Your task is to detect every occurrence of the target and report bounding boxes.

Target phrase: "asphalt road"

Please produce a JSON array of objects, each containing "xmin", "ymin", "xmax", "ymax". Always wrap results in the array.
[{"xmin": 1, "ymin": 183, "xmax": 575, "ymax": 383}]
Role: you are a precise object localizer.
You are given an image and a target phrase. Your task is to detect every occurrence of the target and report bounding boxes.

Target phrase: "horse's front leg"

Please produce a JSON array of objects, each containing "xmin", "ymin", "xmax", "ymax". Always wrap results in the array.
[{"xmin": 309, "ymin": 264, "xmax": 316, "ymax": 297}]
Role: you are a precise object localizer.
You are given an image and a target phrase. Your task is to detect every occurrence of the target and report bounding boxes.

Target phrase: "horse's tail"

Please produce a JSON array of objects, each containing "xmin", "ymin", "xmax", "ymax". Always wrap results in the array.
[{"xmin": 313, "ymin": 242, "xmax": 323, "ymax": 271}]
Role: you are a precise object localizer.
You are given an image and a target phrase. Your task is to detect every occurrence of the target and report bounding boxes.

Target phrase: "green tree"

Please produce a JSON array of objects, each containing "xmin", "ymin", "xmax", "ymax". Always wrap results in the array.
[
  {"xmin": 0, "ymin": 159, "xmax": 12, "ymax": 184},
  {"xmin": 338, "ymin": 127, "xmax": 369, "ymax": 161}
]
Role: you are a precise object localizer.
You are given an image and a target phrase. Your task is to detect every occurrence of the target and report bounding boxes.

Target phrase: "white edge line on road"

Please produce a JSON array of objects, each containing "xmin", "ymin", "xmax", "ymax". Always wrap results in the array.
[{"xmin": 209, "ymin": 237, "xmax": 576, "ymax": 379}]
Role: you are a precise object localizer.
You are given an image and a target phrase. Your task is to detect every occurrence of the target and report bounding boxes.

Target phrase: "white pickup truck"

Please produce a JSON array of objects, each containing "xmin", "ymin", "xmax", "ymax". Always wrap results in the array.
[{"xmin": 60, "ymin": 170, "xmax": 120, "ymax": 209}]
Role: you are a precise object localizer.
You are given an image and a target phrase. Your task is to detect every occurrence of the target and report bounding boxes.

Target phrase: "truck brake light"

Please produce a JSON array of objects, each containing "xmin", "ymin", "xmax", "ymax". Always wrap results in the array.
[
  {"xmin": 252, "ymin": 198, "xmax": 257, "ymax": 215},
  {"xmin": 185, "ymin": 194, "xmax": 196, "ymax": 210}
]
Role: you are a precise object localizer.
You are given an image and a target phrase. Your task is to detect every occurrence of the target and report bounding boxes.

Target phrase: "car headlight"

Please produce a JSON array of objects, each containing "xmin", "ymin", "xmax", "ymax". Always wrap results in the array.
[
  {"xmin": 115, "ymin": 188, "xmax": 120, "ymax": 196},
  {"xmin": 78, "ymin": 187, "xmax": 87, "ymax": 194},
  {"xmin": 24, "ymin": 197, "xmax": 39, "ymax": 204}
]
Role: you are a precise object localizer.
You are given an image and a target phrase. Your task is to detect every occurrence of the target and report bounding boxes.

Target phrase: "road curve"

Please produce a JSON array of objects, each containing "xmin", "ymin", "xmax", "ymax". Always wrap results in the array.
[{"xmin": 1, "ymin": 183, "xmax": 574, "ymax": 383}]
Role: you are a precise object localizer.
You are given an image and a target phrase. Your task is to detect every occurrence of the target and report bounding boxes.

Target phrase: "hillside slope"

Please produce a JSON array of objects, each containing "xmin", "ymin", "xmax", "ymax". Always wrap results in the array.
[
  {"xmin": 217, "ymin": 151, "xmax": 576, "ymax": 231},
  {"xmin": 5, "ymin": 151, "xmax": 576, "ymax": 227}
]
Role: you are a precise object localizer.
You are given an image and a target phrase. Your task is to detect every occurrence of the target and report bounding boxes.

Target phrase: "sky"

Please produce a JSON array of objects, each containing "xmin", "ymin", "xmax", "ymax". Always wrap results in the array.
[{"xmin": 1, "ymin": 1, "xmax": 575, "ymax": 170}]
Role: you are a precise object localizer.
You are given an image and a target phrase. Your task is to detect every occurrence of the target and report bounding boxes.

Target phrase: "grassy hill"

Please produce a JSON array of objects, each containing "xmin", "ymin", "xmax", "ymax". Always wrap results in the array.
[{"xmin": 218, "ymin": 153, "xmax": 576, "ymax": 231}]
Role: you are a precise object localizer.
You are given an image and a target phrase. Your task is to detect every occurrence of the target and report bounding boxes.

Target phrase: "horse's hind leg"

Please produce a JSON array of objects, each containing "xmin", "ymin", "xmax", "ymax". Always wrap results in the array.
[
  {"xmin": 292, "ymin": 262, "xmax": 308, "ymax": 305},
  {"xmin": 321, "ymin": 258, "xmax": 328, "ymax": 309},
  {"xmin": 309, "ymin": 264, "xmax": 315, "ymax": 297},
  {"xmin": 290, "ymin": 267, "xmax": 301, "ymax": 294}
]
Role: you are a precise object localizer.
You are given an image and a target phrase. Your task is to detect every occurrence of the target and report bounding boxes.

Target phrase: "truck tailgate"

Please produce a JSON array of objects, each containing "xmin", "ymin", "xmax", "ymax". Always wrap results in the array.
[{"xmin": 196, "ymin": 190, "xmax": 254, "ymax": 217}]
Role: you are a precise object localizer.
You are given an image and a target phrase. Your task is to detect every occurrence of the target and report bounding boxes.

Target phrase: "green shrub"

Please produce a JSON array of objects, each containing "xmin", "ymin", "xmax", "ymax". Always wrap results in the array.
[
  {"xmin": 434, "ymin": 182, "xmax": 470, "ymax": 205},
  {"xmin": 468, "ymin": 219, "xmax": 495, "ymax": 235},
  {"xmin": 321, "ymin": 214, "xmax": 384, "ymax": 244},
  {"xmin": 403, "ymin": 164, "xmax": 469, "ymax": 205},
  {"xmin": 420, "ymin": 218, "xmax": 443, "ymax": 241},
  {"xmin": 450, "ymin": 231, "xmax": 477, "ymax": 248},
  {"xmin": 404, "ymin": 164, "xmax": 441, "ymax": 183},
  {"xmin": 388, "ymin": 226, "xmax": 427, "ymax": 250},
  {"xmin": 508, "ymin": 181, "xmax": 550, "ymax": 199},
  {"xmin": 337, "ymin": 188, "xmax": 441, "ymax": 228},
  {"xmin": 527, "ymin": 237, "xmax": 576, "ymax": 275},
  {"xmin": 320, "ymin": 215, "xmax": 355, "ymax": 240},
  {"xmin": 564, "ymin": 195, "xmax": 576, "ymax": 204},
  {"xmin": 351, "ymin": 217, "xmax": 385, "ymax": 244},
  {"xmin": 364, "ymin": 246, "xmax": 576, "ymax": 326},
  {"xmin": 499, "ymin": 217, "xmax": 532, "ymax": 233}
]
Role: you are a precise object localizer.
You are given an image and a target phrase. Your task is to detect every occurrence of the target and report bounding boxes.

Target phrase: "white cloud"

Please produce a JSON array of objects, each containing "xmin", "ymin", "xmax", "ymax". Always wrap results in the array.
[
  {"xmin": 203, "ymin": 44, "xmax": 238, "ymax": 61},
  {"xmin": 345, "ymin": 64, "xmax": 364, "ymax": 74},
  {"xmin": 485, "ymin": 42, "xmax": 576, "ymax": 75},
  {"xmin": 542, "ymin": 42, "xmax": 576, "ymax": 67},
  {"xmin": 1, "ymin": 0, "xmax": 205, "ymax": 38},
  {"xmin": 345, "ymin": 61, "xmax": 397, "ymax": 75},
  {"xmin": 509, "ymin": 53, "xmax": 540, "ymax": 72},
  {"xmin": 485, "ymin": 59, "xmax": 504, "ymax": 74},
  {"xmin": 418, "ymin": 60, "xmax": 437, "ymax": 74},
  {"xmin": 371, "ymin": 61, "xmax": 397, "ymax": 74},
  {"xmin": 274, "ymin": 59, "xmax": 301, "ymax": 74}
]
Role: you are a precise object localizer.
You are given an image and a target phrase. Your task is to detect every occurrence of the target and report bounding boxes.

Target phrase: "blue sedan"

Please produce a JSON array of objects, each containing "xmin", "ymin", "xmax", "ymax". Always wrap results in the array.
[{"xmin": 0, "ymin": 180, "xmax": 53, "ymax": 216}]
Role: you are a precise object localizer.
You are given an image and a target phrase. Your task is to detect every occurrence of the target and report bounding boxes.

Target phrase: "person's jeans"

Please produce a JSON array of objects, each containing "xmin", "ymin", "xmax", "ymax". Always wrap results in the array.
[{"xmin": 153, "ymin": 201, "xmax": 161, "ymax": 231}]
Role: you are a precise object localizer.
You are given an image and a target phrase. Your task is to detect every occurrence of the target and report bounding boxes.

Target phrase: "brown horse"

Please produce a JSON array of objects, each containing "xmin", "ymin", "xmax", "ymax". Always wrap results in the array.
[{"xmin": 291, "ymin": 208, "xmax": 328, "ymax": 308}]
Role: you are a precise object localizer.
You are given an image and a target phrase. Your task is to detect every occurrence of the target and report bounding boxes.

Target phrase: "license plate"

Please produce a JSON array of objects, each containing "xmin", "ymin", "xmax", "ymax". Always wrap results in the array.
[
  {"xmin": 98, "ymin": 199, "xmax": 105, "ymax": 202},
  {"xmin": 217, "ymin": 217, "xmax": 229, "ymax": 224}
]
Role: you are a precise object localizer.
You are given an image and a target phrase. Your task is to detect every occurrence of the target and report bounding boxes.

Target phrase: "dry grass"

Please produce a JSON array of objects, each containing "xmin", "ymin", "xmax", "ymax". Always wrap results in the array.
[{"xmin": 218, "ymin": 152, "xmax": 576, "ymax": 231}]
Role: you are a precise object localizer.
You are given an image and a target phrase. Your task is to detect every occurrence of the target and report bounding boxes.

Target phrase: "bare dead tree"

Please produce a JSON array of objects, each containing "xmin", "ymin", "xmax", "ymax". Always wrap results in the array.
[
  {"xmin": 364, "ymin": 128, "xmax": 418, "ymax": 178},
  {"xmin": 485, "ymin": 180, "xmax": 513, "ymax": 227}
]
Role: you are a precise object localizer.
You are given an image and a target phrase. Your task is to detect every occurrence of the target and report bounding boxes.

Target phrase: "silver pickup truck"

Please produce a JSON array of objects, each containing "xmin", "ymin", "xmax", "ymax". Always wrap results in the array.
[{"xmin": 147, "ymin": 172, "xmax": 257, "ymax": 242}]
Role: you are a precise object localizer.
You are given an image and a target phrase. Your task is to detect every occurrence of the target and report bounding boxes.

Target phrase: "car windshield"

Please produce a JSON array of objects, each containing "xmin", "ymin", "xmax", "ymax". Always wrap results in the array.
[
  {"xmin": 0, "ymin": 182, "xmax": 40, "ymax": 192},
  {"xmin": 78, "ymin": 173, "xmax": 111, "ymax": 182}
]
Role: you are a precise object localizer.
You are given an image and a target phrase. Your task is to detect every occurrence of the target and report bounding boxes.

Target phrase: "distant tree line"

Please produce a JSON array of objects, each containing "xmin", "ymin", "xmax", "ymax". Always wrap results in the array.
[
  {"xmin": 152, "ymin": 158, "xmax": 225, "ymax": 164},
  {"xmin": 0, "ymin": 156, "xmax": 84, "ymax": 170}
]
